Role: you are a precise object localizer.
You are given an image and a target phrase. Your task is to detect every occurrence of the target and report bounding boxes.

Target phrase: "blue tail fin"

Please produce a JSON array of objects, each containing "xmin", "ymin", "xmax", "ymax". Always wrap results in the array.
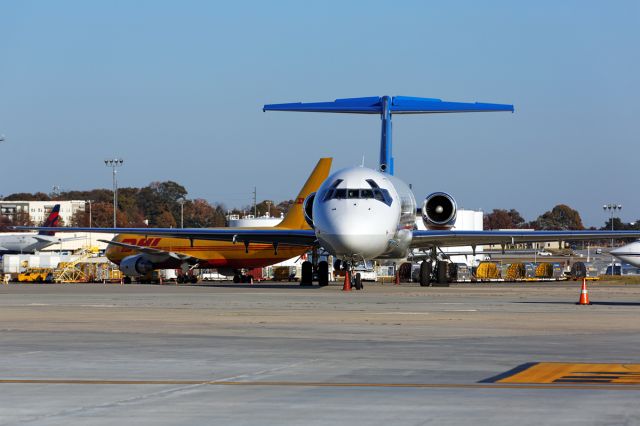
[{"xmin": 264, "ymin": 96, "xmax": 514, "ymax": 175}]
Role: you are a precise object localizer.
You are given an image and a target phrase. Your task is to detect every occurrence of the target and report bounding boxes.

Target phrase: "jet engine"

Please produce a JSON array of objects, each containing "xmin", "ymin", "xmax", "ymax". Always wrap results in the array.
[
  {"xmin": 303, "ymin": 192, "xmax": 316, "ymax": 229},
  {"xmin": 119, "ymin": 254, "xmax": 155, "ymax": 276},
  {"xmin": 422, "ymin": 192, "xmax": 457, "ymax": 229}
]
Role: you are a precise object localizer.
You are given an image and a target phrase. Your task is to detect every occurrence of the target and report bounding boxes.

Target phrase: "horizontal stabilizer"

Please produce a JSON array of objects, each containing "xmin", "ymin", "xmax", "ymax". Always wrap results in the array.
[{"xmin": 264, "ymin": 96, "xmax": 514, "ymax": 115}]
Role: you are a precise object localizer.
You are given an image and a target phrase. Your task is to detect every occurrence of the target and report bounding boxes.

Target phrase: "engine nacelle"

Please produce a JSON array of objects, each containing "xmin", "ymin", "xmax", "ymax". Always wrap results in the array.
[
  {"xmin": 303, "ymin": 192, "xmax": 316, "ymax": 229},
  {"xmin": 422, "ymin": 192, "xmax": 457, "ymax": 229},
  {"xmin": 119, "ymin": 254, "xmax": 155, "ymax": 277}
]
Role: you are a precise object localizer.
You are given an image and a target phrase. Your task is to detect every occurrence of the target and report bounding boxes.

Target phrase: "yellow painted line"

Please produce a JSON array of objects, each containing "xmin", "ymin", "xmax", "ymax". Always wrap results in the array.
[
  {"xmin": 0, "ymin": 379, "xmax": 640, "ymax": 391},
  {"xmin": 497, "ymin": 363, "xmax": 640, "ymax": 385}
]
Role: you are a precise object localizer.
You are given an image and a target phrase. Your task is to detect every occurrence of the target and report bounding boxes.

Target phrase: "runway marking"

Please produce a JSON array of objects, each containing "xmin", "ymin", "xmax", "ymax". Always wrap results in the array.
[
  {"xmin": 0, "ymin": 379, "xmax": 639, "ymax": 391},
  {"xmin": 484, "ymin": 363, "xmax": 640, "ymax": 385}
]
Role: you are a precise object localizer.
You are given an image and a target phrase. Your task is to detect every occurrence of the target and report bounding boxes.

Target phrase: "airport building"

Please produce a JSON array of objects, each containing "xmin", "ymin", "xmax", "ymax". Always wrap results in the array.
[
  {"xmin": 0, "ymin": 200, "xmax": 86, "ymax": 225},
  {"xmin": 226, "ymin": 213, "xmax": 283, "ymax": 227}
]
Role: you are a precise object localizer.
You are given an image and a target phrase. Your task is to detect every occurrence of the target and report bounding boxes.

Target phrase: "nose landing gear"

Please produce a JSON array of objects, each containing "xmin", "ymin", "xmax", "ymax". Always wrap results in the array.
[{"xmin": 341, "ymin": 261, "xmax": 363, "ymax": 290}]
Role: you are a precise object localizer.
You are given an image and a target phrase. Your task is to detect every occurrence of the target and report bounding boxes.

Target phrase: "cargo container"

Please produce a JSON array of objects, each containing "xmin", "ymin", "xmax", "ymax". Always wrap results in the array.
[
  {"xmin": 2, "ymin": 254, "xmax": 67, "ymax": 274},
  {"xmin": 272, "ymin": 266, "xmax": 298, "ymax": 281},
  {"xmin": 476, "ymin": 262, "xmax": 500, "ymax": 280},
  {"xmin": 570, "ymin": 262, "xmax": 599, "ymax": 280},
  {"xmin": 450, "ymin": 263, "xmax": 471, "ymax": 282}
]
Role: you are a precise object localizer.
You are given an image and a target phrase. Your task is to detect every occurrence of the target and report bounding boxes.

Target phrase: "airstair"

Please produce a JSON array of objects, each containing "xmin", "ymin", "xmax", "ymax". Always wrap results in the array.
[{"xmin": 53, "ymin": 249, "xmax": 93, "ymax": 283}]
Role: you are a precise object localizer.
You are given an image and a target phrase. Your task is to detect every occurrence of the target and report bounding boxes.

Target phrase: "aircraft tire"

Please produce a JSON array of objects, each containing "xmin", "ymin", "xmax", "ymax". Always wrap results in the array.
[
  {"xmin": 318, "ymin": 261, "xmax": 329, "ymax": 286},
  {"xmin": 419, "ymin": 261, "xmax": 432, "ymax": 287},
  {"xmin": 190, "ymin": 275, "xmax": 198, "ymax": 284},
  {"xmin": 301, "ymin": 261, "xmax": 313, "ymax": 286},
  {"xmin": 354, "ymin": 273, "xmax": 362, "ymax": 290},
  {"xmin": 233, "ymin": 274, "xmax": 241, "ymax": 283},
  {"xmin": 333, "ymin": 259, "xmax": 342, "ymax": 272},
  {"xmin": 123, "ymin": 276, "xmax": 132, "ymax": 284},
  {"xmin": 436, "ymin": 260, "xmax": 450, "ymax": 286}
]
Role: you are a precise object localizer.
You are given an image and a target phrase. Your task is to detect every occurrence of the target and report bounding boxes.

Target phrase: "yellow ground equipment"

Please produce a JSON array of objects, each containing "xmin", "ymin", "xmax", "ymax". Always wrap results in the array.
[
  {"xmin": 535, "ymin": 263, "xmax": 554, "ymax": 279},
  {"xmin": 18, "ymin": 268, "xmax": 54, "ymax": 283},
  {"xmin": 504, "ymin": 263, "xmax": 526, "ymax": 281},
  {"xmin": 476, "ymin": 262, "xmax": 500, "ymax": 280},
  {"xmin": 53, "ymin": 250, "xmax": 93, "ymax": 283}
]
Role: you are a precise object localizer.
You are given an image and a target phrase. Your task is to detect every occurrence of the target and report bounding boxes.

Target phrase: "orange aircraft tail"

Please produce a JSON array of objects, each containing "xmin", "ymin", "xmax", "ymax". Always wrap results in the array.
[{"xmin": 276, "ymin": 158, "xmax": 332, "ymax": 230}]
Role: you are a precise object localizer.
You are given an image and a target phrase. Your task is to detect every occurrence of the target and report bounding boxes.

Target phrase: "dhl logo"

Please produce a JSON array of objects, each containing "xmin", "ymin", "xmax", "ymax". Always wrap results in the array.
[{"xmin": 120, "ymin": 237, "xmax": 162, "ymax": 252}]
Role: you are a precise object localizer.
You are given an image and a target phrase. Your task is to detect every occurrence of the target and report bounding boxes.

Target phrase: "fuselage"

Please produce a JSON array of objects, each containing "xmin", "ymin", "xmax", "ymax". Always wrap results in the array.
[
  {"xmin": 0, "ymin": 233, "xmax": 57, "ymax": 255},
  {"xmin": 312, "ymin": 167, "xmax": 416, "ymax": 261},
  {"xmin": 106, "ymin": 231, "xmax": 306, "ymax": 270},
  {"xmin": 611, "ymin": 241, "xmax": 640, "ymax": 268}
]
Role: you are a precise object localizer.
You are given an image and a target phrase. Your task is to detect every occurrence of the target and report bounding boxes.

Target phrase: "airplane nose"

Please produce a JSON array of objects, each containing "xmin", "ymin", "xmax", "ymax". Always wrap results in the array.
[{"xmin": 316, "ymin": 211, "xmax": 390, "ymax": 258}]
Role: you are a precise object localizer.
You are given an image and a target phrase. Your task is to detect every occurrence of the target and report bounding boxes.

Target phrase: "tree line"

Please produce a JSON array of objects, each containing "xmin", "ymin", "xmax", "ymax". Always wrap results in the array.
[
  {"xmin": 483, "ymin": 204, "xmax": 640, "ymax": 231},
  {"xmin": 1, "ymin": 183, "xmax": 636, "ymax": 232},
  {"xmin": 0, "ymin": 181, "xmax": 294, "ymax": 230}
]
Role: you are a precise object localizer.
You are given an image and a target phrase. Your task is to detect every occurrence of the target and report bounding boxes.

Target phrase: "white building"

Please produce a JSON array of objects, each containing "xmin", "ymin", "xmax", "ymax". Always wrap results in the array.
[
  {"xmin": 44, "ymin": 232, "xmax": 117, "ymax": 252},
  {"xmin": 0, "ymin": 200, "xmax": 86, "ymax": 225},
  {"xmin": 227, "ymin": 213, "xmax": 283, "ymax": 228}
]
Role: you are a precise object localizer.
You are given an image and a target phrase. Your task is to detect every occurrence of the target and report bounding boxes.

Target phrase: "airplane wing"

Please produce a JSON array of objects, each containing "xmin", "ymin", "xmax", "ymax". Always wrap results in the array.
[
  {"xmin": 410, "ymin": 230, "xmax": 640, "ymax": 249},
  {"xmin": 32, "ymin": 235, "xmax": 86, "ymax": 243},
  {"xmin": 14, "ymin": 227, "xmax": 318, "ymax": 247},
  {"xmin": 99, "ymin": 239, "xmax": 200, "ymax": 263}
]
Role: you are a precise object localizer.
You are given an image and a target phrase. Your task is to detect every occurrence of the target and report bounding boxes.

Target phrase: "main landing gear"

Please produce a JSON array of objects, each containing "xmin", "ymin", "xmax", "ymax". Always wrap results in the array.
[
  {"xmin": 300, "ymin": 260, "xmax": 330, "ymax": 287},
  {"xmin": 232, "ymin": 272, "xmax": 253, "ymax": 283},
  {"xmin": 419, "ymin": 259, "xmax": 450, "ymax": 287}
]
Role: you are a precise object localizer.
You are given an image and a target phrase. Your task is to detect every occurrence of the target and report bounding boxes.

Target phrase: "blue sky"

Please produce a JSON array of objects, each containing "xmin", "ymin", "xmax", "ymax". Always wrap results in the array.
[{"xmin": 0, "ymin": 1, "xmax": 638, "ymax": 226}]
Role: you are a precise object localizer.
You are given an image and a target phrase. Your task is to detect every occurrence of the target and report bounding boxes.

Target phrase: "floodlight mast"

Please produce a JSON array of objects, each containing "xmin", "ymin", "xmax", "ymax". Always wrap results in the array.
[{"xmin": 263, "ymin": 96, "xmax": 514, "ymax": 175}]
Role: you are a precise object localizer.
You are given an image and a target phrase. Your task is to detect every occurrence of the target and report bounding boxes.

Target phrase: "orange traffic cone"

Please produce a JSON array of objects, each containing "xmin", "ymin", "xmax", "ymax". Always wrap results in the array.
[
  {"xmin": 342, "ymin": 271, "xmax": 351, "ymax": 292},
  {"xmin": 576, "ymin": 278, "xmax": 591, "ymax": 305}
]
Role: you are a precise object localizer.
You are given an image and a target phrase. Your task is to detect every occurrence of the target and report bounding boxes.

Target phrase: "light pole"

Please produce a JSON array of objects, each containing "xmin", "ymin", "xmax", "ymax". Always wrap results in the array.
[
  {"xmin": 87, "ymin": 200, "xmax": 94, "ymax": 247},
  {"xmin": 104, "ymin": 158, "xmax": 124, "ymax": 228},
  {"xmin": 178, "ymin": 198, "xmax": 186, "ymax": 228},
  {"xmin": 603, "ymin": 203, "xmax": 622, "ymax": 274},
  {"xmin": 266, "ymin": 201, "xmax": 271, "ymax": 218}
]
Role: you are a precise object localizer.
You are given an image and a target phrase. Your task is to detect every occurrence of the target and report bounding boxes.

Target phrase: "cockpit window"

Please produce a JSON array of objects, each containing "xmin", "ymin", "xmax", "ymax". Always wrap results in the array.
[
  {"xmin": 360, "ymin": 189, "xmax": 374, "ymax": 198},
  {"xmin": 322, "ymin": 183, "xmax": 392, "ymax": 206},
  {"xmin": 322, "ymin": 179, "xmax": 344, "ymax": 201},
  {"xmin": 334, "ymin": 188, "xmax": 347, "ymax": 199}
]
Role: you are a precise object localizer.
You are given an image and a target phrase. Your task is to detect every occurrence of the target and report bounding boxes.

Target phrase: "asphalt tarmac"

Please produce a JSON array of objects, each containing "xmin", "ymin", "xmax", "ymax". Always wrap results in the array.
[{"xmin": 1, "ymin": 281, "xmax": 639, "ymax": 425}]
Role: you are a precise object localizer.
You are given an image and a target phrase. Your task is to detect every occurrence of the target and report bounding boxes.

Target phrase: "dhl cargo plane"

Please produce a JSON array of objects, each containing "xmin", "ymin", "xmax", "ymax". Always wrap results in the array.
[
  {"xmin": 21, "ymin": 96, "xmax": 640, "ymax": 289},
  {"xmin": 100, "ymin": 158, "xmax": 331, "ymax": 283}
]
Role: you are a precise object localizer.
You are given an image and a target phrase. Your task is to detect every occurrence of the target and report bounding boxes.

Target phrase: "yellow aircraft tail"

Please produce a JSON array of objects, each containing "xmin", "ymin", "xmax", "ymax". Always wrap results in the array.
[{"xmin": 276, "ymin": 158, "xmax": 332, "ymax": 230}]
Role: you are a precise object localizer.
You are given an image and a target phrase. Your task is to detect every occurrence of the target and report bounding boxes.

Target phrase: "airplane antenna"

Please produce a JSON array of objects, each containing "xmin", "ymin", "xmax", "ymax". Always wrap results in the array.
[
  {"xmin": 361, "ymin": 155, "xmax": 365, "ymax": 168},
  {"xmin": 264, "ymin": 96, "xmax": 514, "ymax": 175}
]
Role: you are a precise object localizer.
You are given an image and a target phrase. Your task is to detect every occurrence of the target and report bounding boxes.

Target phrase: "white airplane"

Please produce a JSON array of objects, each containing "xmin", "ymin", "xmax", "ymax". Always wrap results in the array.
[
  {"xmin": 0, "ymin": 205, "xmax": 80, "ymax": 255},
  {"xmin": 611, "ymin": 242, "xmax": 640, "ymax": 267},
  {"xmin": 19, "ymin": 96, "xmax": 640, "ymax": 288}
]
